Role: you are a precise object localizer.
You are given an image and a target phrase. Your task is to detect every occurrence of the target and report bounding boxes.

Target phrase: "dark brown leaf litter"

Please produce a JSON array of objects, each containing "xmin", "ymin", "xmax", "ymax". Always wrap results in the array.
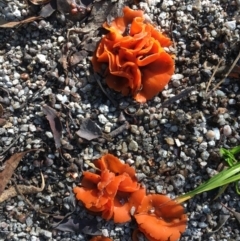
[
  {"xmin": 0, "ymin": 150, "xmax": 36, "ymax": 196},
  {"xmin": 42, "ymin": 104, "xmax": 63, "ymax": 149},
  {"xmin": 0, "ymin": 16, "xmax": 42, "ymax": 28},
  {"xmin": 76, "ymin": 118, "xmax": 102, "ymax": 141},
  {"xmin": 53, "ymin": 215, "xmax": 101, "ymax": 235}
]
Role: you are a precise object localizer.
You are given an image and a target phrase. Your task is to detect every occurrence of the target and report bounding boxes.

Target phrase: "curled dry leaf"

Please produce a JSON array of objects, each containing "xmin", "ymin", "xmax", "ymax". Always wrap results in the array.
[
  {"xmin": 0, "ymin": 16, "xmax": 42, "ymax": 28},
  {"xmin": 76, "ymin": 118, "xmax": 102, "ymax": 141},
  {"xmin": 0, "ymin": 150, "xmax": 36, "ymax": 195},
  {"xmin": 29, "ymin": 0, "xmax": 51, "ymax": 5},
  {"xmin": 0, "ymin": 173, "xmax": 45, "ymax": 203},
  {"xmin": 42, "ymin": 104, "xmax": 62, "ymax": 148}
]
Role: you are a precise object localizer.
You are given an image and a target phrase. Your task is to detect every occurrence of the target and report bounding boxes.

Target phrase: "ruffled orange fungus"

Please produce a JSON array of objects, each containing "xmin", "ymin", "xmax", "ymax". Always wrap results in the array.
[
  {"xmin": 73, "ymin": 154, "xmax": 187, "ymax": 241},
  {"xmin": 73, "ymin": 154, "xmax": 140, "ymax": 223},
  {"xmin": 134, "ymin": 194, "xmax": 187, "ymax": 241},
  {"xmin": 92, "ymin": 6, "xmax": 175, "ymax": 103}
]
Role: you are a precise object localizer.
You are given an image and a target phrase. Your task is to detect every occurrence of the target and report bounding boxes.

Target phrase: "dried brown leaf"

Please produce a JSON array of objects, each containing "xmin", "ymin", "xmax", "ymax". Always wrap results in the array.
[
  {"xmin": 0, "ymin": 16, "xmax": 42, "ymax": 28},
  {"xmin": 70, "ymin": 50, "xmax": 88, "ymax": 66},
  {"xmin": 0, "ymin": 103, "xmax": 3, "ymax": 117},
  {"xmin": 0, "ymin": 150, "xmax": 35, "ymax": 195},
  {"xmin": 42, "ymin": 104, "xmax": 62, "ymax": 148},
  {"xmin": 76, "ymin": 118, "xmax": 102, "ymax": 141}
]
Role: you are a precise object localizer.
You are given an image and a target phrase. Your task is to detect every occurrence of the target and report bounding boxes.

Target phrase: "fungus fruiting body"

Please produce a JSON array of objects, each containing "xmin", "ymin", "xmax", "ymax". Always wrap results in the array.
[
  {"xmin": 73, "ymin": 154, "xmax": 187, "ymax": 241},
  {"xmin": 92, "ymin": 6, "xmax": 174, "ymax": 103},
  {"xmin": 73, "ymin": 154, "xmax": 140, "ymax": 223},
  {"xmin": 89, "ymin": 236, "xmax": 112, "ymax": 241},
  {"xmin": 134, "ymin": 194, "xmax": 187, "ymax": 241}
]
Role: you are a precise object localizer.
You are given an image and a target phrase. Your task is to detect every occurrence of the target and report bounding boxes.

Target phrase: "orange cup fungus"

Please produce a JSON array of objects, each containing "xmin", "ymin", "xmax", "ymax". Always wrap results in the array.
[
  {"xmin": 134, "ymin": 194, "xmax": 187, "ymax": 241},
  {"xmin": 89, "ymin": 236, "xmax": 112, "ymax": 241},
  {"xmin": 73, "ymin": 154, "xmax": 140, "ymax": 223},
  {"xmin": 73, "ymin": 154, "xmax": 187, "ymax": 241},
  {"xmin": 92, "ymin": 6, "xmax": 175, "ymax": 103}
]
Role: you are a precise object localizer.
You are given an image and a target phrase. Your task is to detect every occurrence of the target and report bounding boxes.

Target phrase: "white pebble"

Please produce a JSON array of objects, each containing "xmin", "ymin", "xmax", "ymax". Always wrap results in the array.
[
  {"xmin": 45, "ymin": 131, "xmax": 53, "ymax": 139},
  {"xmin": 223, "ymin": 125, "xmax": 232, "ymax": 136},
  {"xmin": 98, "ymin": 114, "xmax": 108, "ymax": 124},
  {"xmin": 225, "ymin": 20, "xmax": 236, "ymax": 30},
  {"xmin": 171, "ymin": 74, "xmax": 184, "ymax": 80},
  {"xmin": 36, "ymin": 54, "xmax": 47, "ymax": 64},
  {"xmin": 213, "ymin": 128, "xmax": 220, "ymax": 140}
]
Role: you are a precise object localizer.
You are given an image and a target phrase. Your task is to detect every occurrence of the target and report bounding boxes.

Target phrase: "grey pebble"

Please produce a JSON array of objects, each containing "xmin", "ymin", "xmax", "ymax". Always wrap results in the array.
[{"xmin": 128, "ymin": 140, "xmax": 138, "ymax": 151}]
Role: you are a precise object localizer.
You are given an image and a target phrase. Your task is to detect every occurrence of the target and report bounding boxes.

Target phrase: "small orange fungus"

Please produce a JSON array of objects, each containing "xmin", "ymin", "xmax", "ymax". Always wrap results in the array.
[
  {"xmin": 73, "ymin": 154, "xmax": 140, "ymax": 223},
  {"xmin": 134, "ymin": 194, "xmax": 187, "ymax": 241},
  {"xmin": 92, "ymin": 6, "xmax": 175, "ymax": 103},
  {"xmin": 89, "ymin": 236, "xmax": 112, "ymax": 241}
]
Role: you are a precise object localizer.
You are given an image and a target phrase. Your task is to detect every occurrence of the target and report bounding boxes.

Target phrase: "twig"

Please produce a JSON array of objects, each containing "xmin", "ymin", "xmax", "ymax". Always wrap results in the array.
[
  {"xmin": 205, "ymin": 59, "xmax": 224, "ymax": 93},
  {"xmin": 161, "ymin": 87, "xmax": 194, "ymax": 108},
  {"xmin": 0, "ymin": 135, "xmax": 20, "ymax": 156},
  {"xmin": 0, "ymin": 172, "xmax": 45, "ymax": 203},
  {"xmin": 94, "ymin": 73, "xmax": 118, "ymax": 107},
  {"xmin": 207, "ymin": 51, "xmax": 240, "ymax": 97}
]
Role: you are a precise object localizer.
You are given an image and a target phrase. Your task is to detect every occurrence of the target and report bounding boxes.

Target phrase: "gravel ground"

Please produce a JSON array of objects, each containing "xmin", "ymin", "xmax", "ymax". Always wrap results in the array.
[{"xmin": 1, "ymin": 0, "xmax": 240, "ymax": 240}]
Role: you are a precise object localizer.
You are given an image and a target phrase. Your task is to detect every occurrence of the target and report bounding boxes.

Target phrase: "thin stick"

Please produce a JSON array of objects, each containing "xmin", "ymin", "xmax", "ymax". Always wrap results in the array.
[
  {"xmin": 94, "ymin": 74, "xmax": 118, "ymax": 107},
  {"xmin": 207, "ymin": 51, "xmax": 240, "ymax": 97},
  {"xmin": 0, "ymin": 135, "xmax": 20, "ymax": 156},
  {"xmin": 205, "ymin": 59, "xmax": 224, "ymax": 93},
  {"xmin": 161, "ymin": 87, "xmax": 194, "ymax": 108}
]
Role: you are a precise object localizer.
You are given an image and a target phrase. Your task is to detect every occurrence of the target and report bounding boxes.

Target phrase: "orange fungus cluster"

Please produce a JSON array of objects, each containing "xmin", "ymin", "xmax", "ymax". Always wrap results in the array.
[
  {"xmin": 73, "ymin": 154, "xmax": 187, "ymax": 241},
  {"xmin": 92, "ymin": 6, "xmax": 175, "ymax": 103}
]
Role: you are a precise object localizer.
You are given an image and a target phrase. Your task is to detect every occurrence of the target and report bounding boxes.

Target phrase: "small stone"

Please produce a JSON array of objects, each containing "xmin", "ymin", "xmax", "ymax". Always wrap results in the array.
[
  {"xmin": 99, "ymin": 104, "xmax": 109, "ymax": 114},
  {"xmin": 213, "ymin": 128, "xmax": 220, "ymax": 140},
  {"xmin": 121, "ymin": 142, "xmax": 128, "ymax": 153},
  {"xmin": 228, "ymin": 99, "xmax": 236, "ymax": 105},
  {"xmin": 201, "ymin": 151, "xmax": 210, "ymax": 161},
  {"xmin": 206, "ymin": 130, "xmax": 215, "ymax": 140},
  {"xmin": 36, "ymin": 54, "xmax": 47, "ymax": 64},
  {"xmin": 165, "ymin": 137, "xmax": 175, "ymax": 145},
  {"xmin": 130, "ymin": 125, "xmax": 140, "ymax": 135},
  {"xmin": 45, "ymin": 131, "xmax": 53, "ymax": 139},
  {"xmin": 128, "ymin": 140, "xmax": 138, "ymax": 151},
  {"xmin": 223, "ymin": 125, "xmax": 232, "ymax": 136},
  {"xmin": 39, "ymin": 229, "xmax": 52, "ymax": 239},
  {"xmin": 171, "ymin": 174, "xmax": 185, "ymax": 189},
  {"xmin": 225, "ymin": 20, "xmax": 236, "ymax": 30},
  {"xmin": 20, "ymin": 124, "xmax": 29, "ymax": 132},
  {"xmin": 30, "ymin": 236, "xmax": 39, "ymax": 241},
  {"xmin": 171, "ymin": 74, "xmax": 184, "ymax": 80},
  {"xmin": 102, "ymin": 229, "xmax": 109, "ymax": 237},
  {"xmin": 104, "ymin": 122, "xmax": 113, "ymax": 133},
  {"xmin": 29, "ymin": 124, "xmax": 37, "ymax": 132},
  {"xmin": 58, "ymin": 36, "xmax": 65, "ymax": 43},
  {"xmin": 98, "ymin": 114, "xmax": 108, "ymax": 124}
]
